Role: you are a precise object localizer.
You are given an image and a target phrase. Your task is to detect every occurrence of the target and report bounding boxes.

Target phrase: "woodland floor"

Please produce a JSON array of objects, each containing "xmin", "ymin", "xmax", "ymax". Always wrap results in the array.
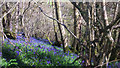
[{"xmin": 0, "ymin": 34, "xmax": 120, "ymax": 67}]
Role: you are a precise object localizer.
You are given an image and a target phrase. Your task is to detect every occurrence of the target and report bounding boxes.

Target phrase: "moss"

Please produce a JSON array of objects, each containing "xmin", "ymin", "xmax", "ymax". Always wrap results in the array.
[{"xmin": 65, "ymin": 46, "xmax": 73, "ymax": 53}]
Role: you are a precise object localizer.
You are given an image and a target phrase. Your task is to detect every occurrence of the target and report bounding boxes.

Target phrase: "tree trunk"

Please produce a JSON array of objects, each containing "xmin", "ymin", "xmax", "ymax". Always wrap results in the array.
[
  {"xmin": 54, "ymin": 1, "xmax": 66, "ymax": 52},
  {"xmin": 91, "ymin": 2, "xmax": 96, "ymax": 66},
  {"xmin": 52, "ymin": 2, "xmax": 59, "ymax": 43},
  {"xmin": 15, "ymin": 3, "xmax": 19, "ymax": 33},
  {"xmin": 72, "ymin": 2, "xmax": 77, "ymax": 52},
  {"xmin": 0, "ymin": 5, "xmax": 4, "ymax": 47},
  {"xmin": 5, "ymin": 3, "xmax": 11, "ymax": 31}
]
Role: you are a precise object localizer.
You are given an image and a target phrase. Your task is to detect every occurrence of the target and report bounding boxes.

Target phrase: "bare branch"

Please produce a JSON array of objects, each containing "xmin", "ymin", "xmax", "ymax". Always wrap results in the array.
[
  {"xmin": 38, "ymin": 6, "xmax": 79, "ymax": 41},
  {"xmin": 0, "ymin": 2, "xmax": 18, "ymax": 20},
  {"xmin": 22, "ymin": 2, "xmax": 31, "ymax": 15}
]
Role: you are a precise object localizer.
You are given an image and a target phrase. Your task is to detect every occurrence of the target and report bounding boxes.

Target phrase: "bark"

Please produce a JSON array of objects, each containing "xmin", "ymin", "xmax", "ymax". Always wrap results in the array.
[
  {"xmin": 76, "ymin": 13, "xmax": 82, "ymax": 53},
  {"xmin": 21, "ymin": 2, "xmax": 25, "ymax": 32},
  {"xmin": 54, "ymin": 1, "xmax": 66, "ymax": 52},
  {"xmin": 15, "ymin": 3, "xmax": 19, "ymax": 33},
  {"xmin": 101, "ymin": 1, "xmax": 114, "ymax": 67},
  {"xmin": 52, "ymin": 2, "xmax": 59, "ymax": 43},
  {"xmin": 90, "ymin": 2, "xmax": 96, "ymax": 66},
  {"xmin": 5, "ymin": 3, "xmax": 11, "ymax": 31},
  {"xmin": 72, "ymin": 2, "xmax": 77, "ymax": 52},
  {"xmin": 68, "ymin": 1, "xmax": 120, "ymax": 67},
  {"xmin": 117, "ymin": 31, "xmax": 120, "ymax": 46},
  {"xmin": 0, "ymin": 5, "xmax": 4, "ymax": 47}
]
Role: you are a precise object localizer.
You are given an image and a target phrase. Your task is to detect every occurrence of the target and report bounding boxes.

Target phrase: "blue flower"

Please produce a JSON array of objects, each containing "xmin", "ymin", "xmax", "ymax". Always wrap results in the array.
[
  {"xmin": 0, "ymin": 52, "xmax": 2, "ymax": 55},
  {"xmin": 47, "ymin": 61, "xmax": 51, "ymax": 64},
  {"xmin": 108, "ymin": 66, "xmax": 111, "ymax": 68},
  {"xmin": 45, "ymin": 57, "xmax": 47, "ymax": 59},
  {"xmin": 34, "ymin": 52, "xmax": 35, "ymax": 54},
  {"xmin": 106, "ymin": 63, "xmax": 108, "ymax": 66},
  {"xmin": 71, "ymin": 56, "xmax": 74, "ymax": 59},
  {"xmin": 82, "ymin": 60, "xmax": 84, "ymax": 63},
  {"xmin": 32, "ymin": 57, "xmax": 34, "ymax": 59},
  {"xmin": 35, "ymin": 56, "xmax": 37, "ymax": 59},
  {"xmin": 62, "ymin": 54, "xmax": 64, "ymax": 57},
  {"xmin": 16, "ymin": 47, "xmax": 18, "ymax": 49},
  {"xmin": 54, "ymin": 52, "xmax": 57, "ymax": 54},
  {"xmin": 16, "ymin": 51, "xmax": 19, "ymax": 55},
  {"xmin": 26, "ymin": 46, "xmax": 27, "ymax": 48},
  {"xmin": 57, "ymin": 61, "xmax": 59, "ymax": 64},
  {"xmin": 48, "ymin": 49, "xmax": 51, "ymax": 52},
  {"xmin": 39, "ymin": 60, "xmax": 41, "ymax": 62}
]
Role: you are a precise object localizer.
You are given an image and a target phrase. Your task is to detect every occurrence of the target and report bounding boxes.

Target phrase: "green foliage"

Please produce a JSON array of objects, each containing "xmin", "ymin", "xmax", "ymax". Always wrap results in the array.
[
  {"xmin": 0, "ymin": 58, "xmax": 18, "ymax": 68},
  {"xmin": 1, "ymin": 58, "xmax": 8, "ymax": 67},
  {"xmin": 2, "ymin": 39, "xmax": 119, "ymax": 67},
  {"xmin": 7, "ymin": 59, "xmax": 18, "ymax": 67}
]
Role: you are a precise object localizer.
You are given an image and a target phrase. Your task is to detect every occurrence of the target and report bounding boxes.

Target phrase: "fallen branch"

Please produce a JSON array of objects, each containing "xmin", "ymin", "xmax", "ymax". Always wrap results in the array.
[
  {"xmin": 1, "ymin": 31, "xmax": 16, "ymax": 47},
  {"xmin": 94, "ymin": 59, "xmax": 120, "ymax": 68}
]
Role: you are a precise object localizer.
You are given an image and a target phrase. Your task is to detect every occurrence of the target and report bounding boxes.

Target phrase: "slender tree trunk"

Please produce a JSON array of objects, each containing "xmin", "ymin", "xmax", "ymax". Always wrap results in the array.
[
  {"xmin": 5, "ymin": 3, "xmax": 11, "ymax": 31},
  {"xmin": 77, "ymin": 13, "xmax": 82, "ymax": 52},
  {"xmin": 117, "ymin": 31, "xmax": 120, "ymax": 46},
  {"xmin": 90, "ymin": 2, "xmax": 96, "ymax": 66},
  {"xmin": 15, "ymin": 3, "xmax": 19, "ymax": 34},
  {"xmin": 24, "ymin": 2, "xmax": 31, "ymax": 42},
  {"xmin": 52, "ymin": 2, "xmax": 59, "ymax": 43},
  {"xmin": 21, "ymin": 2, "xmax": 25, "ymax": 33},
  {"xmin": 0, "ymin": 5, "xmax": 4, "ymax": 48},
  {"xmin": 86, "ymin": 3, "xmax": 91, "ymax": 66},
  {"xmin": 54, "ymin": 0, "xmax": 66, "ymax": 52},
  {"xmin": 72, "ymin": 2, "xmax": 77, "ymax": 52}
]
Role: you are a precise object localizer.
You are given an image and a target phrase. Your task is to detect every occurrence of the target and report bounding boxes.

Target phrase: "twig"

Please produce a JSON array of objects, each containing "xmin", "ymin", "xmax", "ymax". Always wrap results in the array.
[
  {"xmin": 94, "ymin": 59, "xmax": 120, "ymax": 68},
  {"xmin": 22, "ymin": 1, "xmax": 32, "ymax": 15},
  {"xmin": 112, "ymin": 24, "xmax": 120, "ymax": 29},
  {"xmin": 0, "ymin": 2, "xmax": 5, "ymax": 8}
]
